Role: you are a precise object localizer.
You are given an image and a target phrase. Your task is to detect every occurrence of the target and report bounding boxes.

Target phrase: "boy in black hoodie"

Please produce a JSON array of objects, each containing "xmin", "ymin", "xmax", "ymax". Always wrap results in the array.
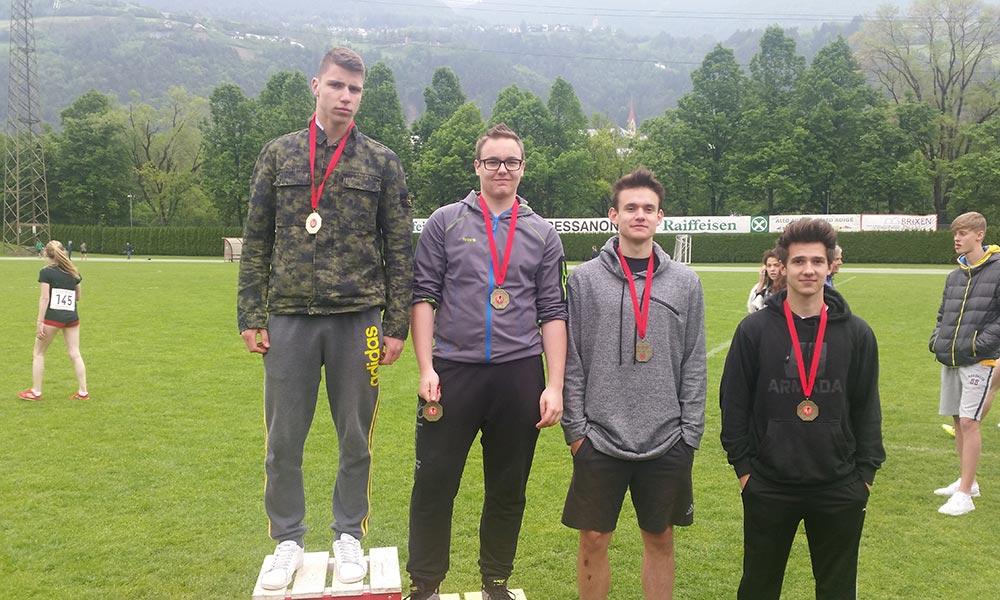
[{"xmin": 720, "ymin": 218, "xmax": 884, "ymax": 600}]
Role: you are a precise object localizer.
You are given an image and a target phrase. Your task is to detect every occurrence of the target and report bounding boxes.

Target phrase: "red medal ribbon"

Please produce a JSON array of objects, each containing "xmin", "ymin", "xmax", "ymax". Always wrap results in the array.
[
  {"xmin": 478, "ymin": 194, "xmax": 519, "ymax": 287},
  {"xmin": 308, "ymin": 116, "xmax": 354, "ymax": 211},
  {"xmin": 616, "ymin": 246, "xmax": 655, "ymax": 339},
  {"xmin": 782, "ymin": 300, "xmax": 828, "ymax": 400}
]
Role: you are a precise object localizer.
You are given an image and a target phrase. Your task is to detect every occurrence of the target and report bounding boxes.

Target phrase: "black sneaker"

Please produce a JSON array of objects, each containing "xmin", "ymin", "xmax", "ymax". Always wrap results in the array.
[
  {"xmin": 403, "ymin": 583, "xmax": 440, "ymax": 600},
  {"xmin": 482, "ymin": 578, "xmax": 516, "ymax": 600}
]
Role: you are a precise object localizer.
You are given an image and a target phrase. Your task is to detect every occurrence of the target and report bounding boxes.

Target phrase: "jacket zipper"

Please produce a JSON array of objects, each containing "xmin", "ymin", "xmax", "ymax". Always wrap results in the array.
[{"xmin": 950, "ymin": 271, "xmax": 973, "ymax": 366}]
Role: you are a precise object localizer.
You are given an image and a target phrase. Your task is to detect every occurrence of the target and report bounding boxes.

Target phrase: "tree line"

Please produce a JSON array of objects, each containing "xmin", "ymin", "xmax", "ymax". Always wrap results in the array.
[{"xmin": 25, "ymin": 0, "xmax": 1000, "ymax": 228}]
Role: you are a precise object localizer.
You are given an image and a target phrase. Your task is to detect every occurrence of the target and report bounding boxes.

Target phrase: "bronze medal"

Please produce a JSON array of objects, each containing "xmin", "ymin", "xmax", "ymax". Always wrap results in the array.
[
  {"xmin": 305, "ymin": 211, "xmax": 322, "ymax": 234},
  {"xmin": 422, "ymin": 400, "xmax": 443, "ymax": 422},
  {"xmin": 635, "ymin": 339, "xmax": 653, "ymax": 363},
  {"xmin": 796, "ymin": 399, "xmax": 819, "ymax": 421},
  {"xmin": 490, "ymin": 287, "xmax": 511, "ymax": 310}
]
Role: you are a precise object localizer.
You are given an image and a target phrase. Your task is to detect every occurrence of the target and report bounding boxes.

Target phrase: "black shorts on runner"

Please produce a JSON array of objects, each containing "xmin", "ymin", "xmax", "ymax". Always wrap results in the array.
[{"xmin": 562, "ymin": 437, "xmax": 695, "ymax": 533}]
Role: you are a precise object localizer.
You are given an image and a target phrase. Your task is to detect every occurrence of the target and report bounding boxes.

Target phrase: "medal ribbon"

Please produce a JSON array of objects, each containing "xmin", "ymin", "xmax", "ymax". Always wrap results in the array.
[
  {"xmin": 478, "ymin": 194, "xmax": 519, "ymax": 287},
  {"xmin": 308, "ymin": 116, "xmax": 354, "ymax": 211},
  {"xmin": 782, "ymin": 300, "xmax": 828, "ymax": 400},
  {"xmin": 616, "ymin": 246, "xmax": 655, "ymax": 339}
]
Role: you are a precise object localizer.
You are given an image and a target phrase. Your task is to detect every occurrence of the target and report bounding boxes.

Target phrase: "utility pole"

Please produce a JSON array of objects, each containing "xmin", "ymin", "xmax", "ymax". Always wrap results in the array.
[{"xmin": 2, "ymin": 0, "xmax": 49, "ymax": 249}]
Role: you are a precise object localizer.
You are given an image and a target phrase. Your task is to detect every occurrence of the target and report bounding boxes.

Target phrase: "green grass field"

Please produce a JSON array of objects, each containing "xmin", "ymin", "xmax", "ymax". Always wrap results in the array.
[{"xmin": 0, "ymin": 258, "xmax": 995, "ymax": 599}]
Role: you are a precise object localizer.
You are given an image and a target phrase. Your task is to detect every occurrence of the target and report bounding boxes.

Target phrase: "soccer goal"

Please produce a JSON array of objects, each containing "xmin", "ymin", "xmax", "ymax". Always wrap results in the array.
[{"xmin": 673, "ymin": 234, "xmax": 692, "ymax": 264}]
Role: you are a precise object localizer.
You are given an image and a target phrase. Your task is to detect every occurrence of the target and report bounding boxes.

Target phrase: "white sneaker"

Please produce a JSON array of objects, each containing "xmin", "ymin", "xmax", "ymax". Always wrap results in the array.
[
  {"xmin": 938, "ymin": 491, "xmax": 976, "ymax": 516},
  {"xmin": 260, "ymin": 540, "xmax": 304, "ymax": 590},
  {"xmin": 934, "ymin": 478, "xmax": 980, "ymax": 497},
  {"xmin": 333, "ymin": 533, "xmax": 367, "ymax": 584}
]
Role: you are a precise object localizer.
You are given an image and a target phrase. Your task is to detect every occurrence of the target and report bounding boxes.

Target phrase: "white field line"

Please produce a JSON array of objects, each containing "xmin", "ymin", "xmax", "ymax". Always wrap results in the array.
[{"xmin": 707, "ymin": 340, "xmax": 731, "ymax": 358}]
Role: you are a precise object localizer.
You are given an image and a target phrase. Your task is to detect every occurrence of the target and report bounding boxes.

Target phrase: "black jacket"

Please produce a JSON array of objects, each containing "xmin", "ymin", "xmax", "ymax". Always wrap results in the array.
[
  {"xmin": 720, "ymin": 289, "xmax": 885, "ymax": 489},
  {"xmin": 930, "ymin": 246, "xmax": 1000, "ymax": 367}
]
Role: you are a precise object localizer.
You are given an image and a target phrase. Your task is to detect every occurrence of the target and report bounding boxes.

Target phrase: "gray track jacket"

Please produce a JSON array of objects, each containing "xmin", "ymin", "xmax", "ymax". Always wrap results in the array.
[
  {"xmin": 412, "ymin": 191, "xmax": 567, "ymax": 364},
  {"xmin": 562, "ymin": 237, "xmax": 707, "ymax": 460}
]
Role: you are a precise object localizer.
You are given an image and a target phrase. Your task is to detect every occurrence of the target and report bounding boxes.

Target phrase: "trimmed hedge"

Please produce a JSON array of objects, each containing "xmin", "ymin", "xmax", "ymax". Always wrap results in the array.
[
  {"xmin": 44, "ymin": 226, "xmax": 957, "ymax": 263},
  {"xmin": 50, "ymin": 225, "xmax": 244, "ymax": 257}
]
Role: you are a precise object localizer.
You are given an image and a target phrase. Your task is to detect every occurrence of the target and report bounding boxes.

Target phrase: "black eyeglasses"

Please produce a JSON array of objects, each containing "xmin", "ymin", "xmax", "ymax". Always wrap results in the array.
[{"xmin": 478, "ymin": 157, "xmax": 524, "ymax": 171}]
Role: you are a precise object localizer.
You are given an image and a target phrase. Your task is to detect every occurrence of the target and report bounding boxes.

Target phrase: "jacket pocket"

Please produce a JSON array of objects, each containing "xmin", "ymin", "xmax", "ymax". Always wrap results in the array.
[
  {"xmin": 757, "ymin": 418, "xmax": 852, "ymax": 485},
  {"xmin": 274, "ymin": 169, "xmax": 311, "ymax": 227},
  {"xmin": 338, "ymin": 171, "xmax": 381, "ymax": 233}
]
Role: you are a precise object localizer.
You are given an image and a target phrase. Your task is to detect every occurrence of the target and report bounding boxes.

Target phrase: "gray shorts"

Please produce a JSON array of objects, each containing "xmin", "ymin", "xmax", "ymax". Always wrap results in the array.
[{"xmin": 939, "ymin": 363, "xmax": 994, "ymax": 421}]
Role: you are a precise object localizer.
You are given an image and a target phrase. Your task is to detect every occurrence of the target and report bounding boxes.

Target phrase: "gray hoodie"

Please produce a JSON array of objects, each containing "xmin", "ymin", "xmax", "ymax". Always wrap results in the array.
[{"xmin": 561, "ymin": 237, "xmax": 707, "ymax": 460}]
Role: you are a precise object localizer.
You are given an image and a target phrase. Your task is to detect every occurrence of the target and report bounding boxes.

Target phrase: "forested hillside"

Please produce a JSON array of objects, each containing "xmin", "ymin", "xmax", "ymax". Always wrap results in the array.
[{"xmin": 0, "ymin": 0, "xmax": 858, "ymax": 125}]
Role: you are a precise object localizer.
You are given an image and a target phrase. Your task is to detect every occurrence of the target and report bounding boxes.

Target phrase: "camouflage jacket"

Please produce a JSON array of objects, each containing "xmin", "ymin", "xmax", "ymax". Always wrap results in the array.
[{"xmin": 237, "ymin": 125, "xmax": 413, "ymax": 339}]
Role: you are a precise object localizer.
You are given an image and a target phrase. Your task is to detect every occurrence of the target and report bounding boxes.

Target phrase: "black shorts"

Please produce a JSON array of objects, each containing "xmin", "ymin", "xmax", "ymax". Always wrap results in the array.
[{"xmin": 562, "ymin": 437, "xmax": 695, "ymax": 534}]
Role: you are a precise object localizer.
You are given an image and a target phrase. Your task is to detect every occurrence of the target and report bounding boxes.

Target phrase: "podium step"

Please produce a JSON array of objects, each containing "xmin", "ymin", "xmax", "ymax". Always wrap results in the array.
[
  {"xmin": 252, "ymin": 546, "xmax": 402, "ymax": 600},
  {"xmin": 439, "ymin": 591, "xmax": 527, "ymax": 600}
]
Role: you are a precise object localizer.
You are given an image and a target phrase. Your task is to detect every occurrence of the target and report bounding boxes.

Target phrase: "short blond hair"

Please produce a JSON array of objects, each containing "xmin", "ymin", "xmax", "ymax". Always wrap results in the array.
[{"xmin": 951, "ymin": 212, "xmax": 987, "ymax": 233}]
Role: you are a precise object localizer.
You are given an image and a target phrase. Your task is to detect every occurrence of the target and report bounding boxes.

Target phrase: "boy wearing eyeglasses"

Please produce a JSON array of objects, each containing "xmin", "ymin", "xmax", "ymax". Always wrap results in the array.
[{"xmin": 406, "ymin": 123, "xmax": 568, "ymax": 600}]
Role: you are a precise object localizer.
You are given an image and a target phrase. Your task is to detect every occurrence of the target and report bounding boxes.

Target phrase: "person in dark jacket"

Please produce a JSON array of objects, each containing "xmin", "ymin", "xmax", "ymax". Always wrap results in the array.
[
  {"xmin": 237, "ymin": 47, "xmax": 413, "ymax": 591},
  {"xmin": 720, "ymin": 218, "xmax": 884, "ymax": 600},
  {"xmin": 930, "ymin": 211, "xmax": 1000, "ymax": 516}
]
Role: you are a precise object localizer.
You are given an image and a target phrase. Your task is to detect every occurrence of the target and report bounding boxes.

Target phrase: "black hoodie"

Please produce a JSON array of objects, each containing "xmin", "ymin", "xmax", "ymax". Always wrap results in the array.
[{"xmin": 720, "ymin": 288, "xmax": 885, "ymax": 489}]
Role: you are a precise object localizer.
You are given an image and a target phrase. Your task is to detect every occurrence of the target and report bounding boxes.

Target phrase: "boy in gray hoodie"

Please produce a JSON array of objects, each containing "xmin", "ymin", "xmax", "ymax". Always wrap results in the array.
[{"xmin": 561, "ymin": 168, "xmax": 707, "ymax": 600}]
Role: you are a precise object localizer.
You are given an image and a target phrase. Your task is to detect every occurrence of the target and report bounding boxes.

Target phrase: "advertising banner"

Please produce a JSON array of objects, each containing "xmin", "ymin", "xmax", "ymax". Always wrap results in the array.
[
  {"xmin": 769, "ymin": 214, "xmax": 862, "ymax": 232},
  {"xmin": 861, "ymin": 214, "xmax": 937, "ymax": 231}
]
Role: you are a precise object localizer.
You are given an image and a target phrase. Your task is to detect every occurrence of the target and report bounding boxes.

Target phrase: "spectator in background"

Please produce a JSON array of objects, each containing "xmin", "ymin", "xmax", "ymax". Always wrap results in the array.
[
  {"xmin": 825, "ymin": 244, "xmax": 843, "ymax": 288},
  {"xmin": 747, "ymin": 249, "xmax": 784, "ymax": 313},
  {"xmin": 66, "ymin": 240, "xmax": 73, "ymax": 259},
  {"xmin": 79, "ymin": 242, "xmax": 88, "ymax": 260},
  {"xmin": 34, "ymin": 240, "xmax": 44, "ymax": 257},
  {"xmin": 930, "ymin": 212, "xmax": 1000, "ymax": 516},
  {"xmin": 125, "ymin": 241, "xmax": 134, "ymax": 260},
  {"xmin": 590, "ymin": 245, "xmax": 600, "ymax": 260}
]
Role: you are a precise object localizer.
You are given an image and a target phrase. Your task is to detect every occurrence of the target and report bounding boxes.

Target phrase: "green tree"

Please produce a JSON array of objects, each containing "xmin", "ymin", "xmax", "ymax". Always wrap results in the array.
[
  {"xmin": 256, "ymin": 71, "xmax": 314, "ymax": 142},
  {"xmin": 674, "ymin": 44, "xmax": 746, "ymax": 215},
  {"xmin": 489, "ymin": 85, "xmax": 556, "ymax": 149},
  {"xmin": 950, "ymin": 115, "xmax": 1000, "ymax": 224},
  {"xmin": 126, "ymin": 87, "xmax": 213, "ymax": 225},
  {"xmin": 730, "ymin": 27, "xmax": 806, "ymax": 214},
  {"xmin": 355, "ymin": 63, "xmax": 413, "ymax": 172},
  {"xmin": 411, "ymin": 102, "xmax": 485, "ymax": 216},
  {"xmin": 547, "ymin": 77, "xmax": 587, "ymax": 149},
  {"xmin": 632, "ymin": 113, "xmax": 698, "ymax": 216},
  {"xmin": 202, "ymin": 82, "xmax": 258, "ymax": 227},
  {"xmin": 795, "ymin": 38, "xmax": 882, "ymax": 214},
  {"xmin": 48, "ymin": 91, "xmax": 133, "ymax": 225},
  {"xmin": 856, "ymin": 106, "xmax": 933, "ymax": 213},
  {"xmin": 856, "ymin": 0, "xmax": 1000, "ymax": 222},
  {"xmin": 411, "ymin": 67, "xmax": 466, "ymax": 149}
]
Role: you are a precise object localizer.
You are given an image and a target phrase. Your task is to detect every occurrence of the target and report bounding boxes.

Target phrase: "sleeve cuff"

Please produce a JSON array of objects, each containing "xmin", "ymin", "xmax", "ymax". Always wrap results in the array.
[
  {"xmin": 856, "ymin": 464, "xmax": 877, "ymax": 486},
  {"xmin": 733, "ymin": 459, "xmax": 752, "ymax": 478}
]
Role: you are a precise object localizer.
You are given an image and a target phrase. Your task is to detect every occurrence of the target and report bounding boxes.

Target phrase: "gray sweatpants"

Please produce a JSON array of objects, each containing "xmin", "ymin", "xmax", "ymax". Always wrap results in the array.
[{"xmin": 263, "ymin": 310, "xmax": 382, "ymax": 545}]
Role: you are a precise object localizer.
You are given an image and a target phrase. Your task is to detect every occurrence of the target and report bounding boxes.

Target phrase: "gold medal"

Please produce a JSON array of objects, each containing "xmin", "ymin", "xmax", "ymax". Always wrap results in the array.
[
  {"xmin": 796, "ymin": 399, "xmax": 819, "ymax": 421},
  {"xmin": 422, "ymin": 400, "xmax": 443, "ymax": 422},
  {"xmin": 490, "ymin": 287, "xmax": 511, "ymax": 310},
  {"xmin": 305, "ymin": 211, "xmax": 322, "ymax": 234},
  {"xmin": 636, "ymin": 339, "xmax": 653, "ymax": 363}
]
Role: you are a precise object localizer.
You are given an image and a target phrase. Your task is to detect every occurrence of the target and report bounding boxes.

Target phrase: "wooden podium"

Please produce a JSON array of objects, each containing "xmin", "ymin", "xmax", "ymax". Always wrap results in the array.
[
  {"xmin": 252, "ymin": 547, "xmax": 402, "ymax": 600},
  {"xmin": 251, "ymin": 546, "xmax": 528, "ymax": 600}
]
